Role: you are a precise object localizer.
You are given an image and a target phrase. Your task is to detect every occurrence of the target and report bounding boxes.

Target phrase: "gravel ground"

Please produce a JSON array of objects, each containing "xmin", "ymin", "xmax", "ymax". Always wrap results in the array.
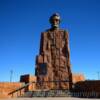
[{"xmin": 1, "ymin": 97, "xmax": 99, "ymax": 100}]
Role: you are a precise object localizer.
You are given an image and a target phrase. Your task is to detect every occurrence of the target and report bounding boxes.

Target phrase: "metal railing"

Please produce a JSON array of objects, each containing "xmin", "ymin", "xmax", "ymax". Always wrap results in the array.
[
  {"xmin": 71, "ymin": 91, "xmax": 100, "ymax": 98},
  {"xmin": 8, "ymin": 80, "xmax": 70, "ymax": 97}
]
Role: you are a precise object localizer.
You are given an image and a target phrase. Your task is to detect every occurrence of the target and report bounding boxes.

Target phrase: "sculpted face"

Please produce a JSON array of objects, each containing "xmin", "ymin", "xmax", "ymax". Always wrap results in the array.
[
  {"xmin": 51, "ymin": 16, "xmax": 60, "ymax": 29},
  {"xmin": 49, "ymin": 13, "xmax": 60, "ymax": 29}
]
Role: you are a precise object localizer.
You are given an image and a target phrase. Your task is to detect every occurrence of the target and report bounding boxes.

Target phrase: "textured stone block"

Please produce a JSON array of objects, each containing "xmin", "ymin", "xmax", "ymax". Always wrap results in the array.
[{"xmin": 35, "ymin": 29, "xmax": 72, "ymax": 90}]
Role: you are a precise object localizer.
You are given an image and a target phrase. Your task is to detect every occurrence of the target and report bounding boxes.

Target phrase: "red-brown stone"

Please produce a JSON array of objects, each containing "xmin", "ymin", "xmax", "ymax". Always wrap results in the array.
[{"xmin": 35, "ymin": 29, "xmax": 72, "ymax": 90}]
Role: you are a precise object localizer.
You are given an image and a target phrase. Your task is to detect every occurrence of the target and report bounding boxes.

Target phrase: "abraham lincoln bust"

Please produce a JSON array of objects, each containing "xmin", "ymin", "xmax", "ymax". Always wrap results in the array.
[{"xmin": 35, "ymin": 13, "xmax": 72, "ymax": 90}]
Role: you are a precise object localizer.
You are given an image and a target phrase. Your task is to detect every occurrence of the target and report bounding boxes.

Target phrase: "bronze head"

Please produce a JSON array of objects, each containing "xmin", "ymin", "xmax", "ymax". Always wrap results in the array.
[{"xmin": 49, "ymin": 13, "xmax": 61, "ymax": 29}]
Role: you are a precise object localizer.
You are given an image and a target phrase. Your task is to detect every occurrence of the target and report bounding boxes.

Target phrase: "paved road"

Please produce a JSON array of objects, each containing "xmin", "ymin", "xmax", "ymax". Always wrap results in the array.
[{"xmin": 2, "ymin": 97, "xmax": 99, "ymax": 100}]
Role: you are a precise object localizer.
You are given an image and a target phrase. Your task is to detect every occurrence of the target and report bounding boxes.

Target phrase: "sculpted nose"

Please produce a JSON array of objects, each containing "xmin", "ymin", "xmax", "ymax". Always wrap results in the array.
[
  {"xmin": 54, "ymin": 21, "xmax": 57, "ymax": 24},
  {"xmin": 53, "ymin": 20, "xmax": 58, "ymax": 24}
]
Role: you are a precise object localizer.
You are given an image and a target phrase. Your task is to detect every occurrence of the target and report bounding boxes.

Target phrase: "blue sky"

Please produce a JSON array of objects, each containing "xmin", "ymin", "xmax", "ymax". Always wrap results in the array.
[{"xmin": 0, "ymin": 0, "xmax": 100, "ymax": 82}]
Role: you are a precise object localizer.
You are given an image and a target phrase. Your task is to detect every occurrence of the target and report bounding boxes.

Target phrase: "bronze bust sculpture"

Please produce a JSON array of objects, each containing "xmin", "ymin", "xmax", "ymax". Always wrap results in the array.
[{"xmin": 35, "ymin": 13, "xmax": 72, "ymax": 90}]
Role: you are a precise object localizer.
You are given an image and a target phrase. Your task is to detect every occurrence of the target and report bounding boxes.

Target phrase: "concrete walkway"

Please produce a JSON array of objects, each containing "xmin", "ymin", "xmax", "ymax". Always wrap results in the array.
[{"xmin": 1, "ymin": 97, "xmax": 99, "ymax": 100}]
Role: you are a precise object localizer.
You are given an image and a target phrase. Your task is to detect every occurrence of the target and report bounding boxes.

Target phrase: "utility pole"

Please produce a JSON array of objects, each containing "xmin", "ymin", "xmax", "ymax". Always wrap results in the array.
[
  {"xmin": 10, "ymin": 70, "xmax": 13, "ymax": 82},
  {"xmin": 97, "ymin": 72, "xmax": 100, "ymax": 80}
]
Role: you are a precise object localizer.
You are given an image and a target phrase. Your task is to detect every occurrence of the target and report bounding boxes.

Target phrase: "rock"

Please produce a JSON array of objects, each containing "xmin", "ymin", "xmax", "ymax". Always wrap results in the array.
[{"xmin": 35, "ymin": 29, "xmax": 72, "ymax": 90}]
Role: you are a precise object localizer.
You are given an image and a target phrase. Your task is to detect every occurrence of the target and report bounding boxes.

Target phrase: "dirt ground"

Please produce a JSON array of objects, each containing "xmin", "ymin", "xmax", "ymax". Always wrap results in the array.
[{"xmin": 1, "ymin": 97, "xmax": 99, "ymax": 100}]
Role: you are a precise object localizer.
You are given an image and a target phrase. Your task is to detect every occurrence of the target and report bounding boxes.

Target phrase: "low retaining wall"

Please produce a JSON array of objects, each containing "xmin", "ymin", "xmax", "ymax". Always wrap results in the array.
[{"xmin": 0, "ymin": 82, "xmax": 24, "ymax": 98}]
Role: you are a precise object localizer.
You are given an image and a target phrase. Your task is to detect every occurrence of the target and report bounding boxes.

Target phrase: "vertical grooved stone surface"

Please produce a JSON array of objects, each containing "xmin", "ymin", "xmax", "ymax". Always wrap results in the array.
[{"xmin": 35, "ymin": 29, "xmax": 72, "ymax": 90}]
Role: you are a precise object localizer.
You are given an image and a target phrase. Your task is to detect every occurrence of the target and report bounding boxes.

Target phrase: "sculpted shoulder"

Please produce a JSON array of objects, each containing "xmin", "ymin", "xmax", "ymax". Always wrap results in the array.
[
  {"xmin": 43, "ymin": 28, "xmax": 68, "ymax": 32},
  {"xmin": 59, "ymin": 29, "xmax": 68, "ymax": 33},
  {"xmin": 40, "ymin": 29, "xmax": 50, "ymax": 39},
  {"xmin": 41, "ymin": 28, "xmax": 69, "ymax": 37}
]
